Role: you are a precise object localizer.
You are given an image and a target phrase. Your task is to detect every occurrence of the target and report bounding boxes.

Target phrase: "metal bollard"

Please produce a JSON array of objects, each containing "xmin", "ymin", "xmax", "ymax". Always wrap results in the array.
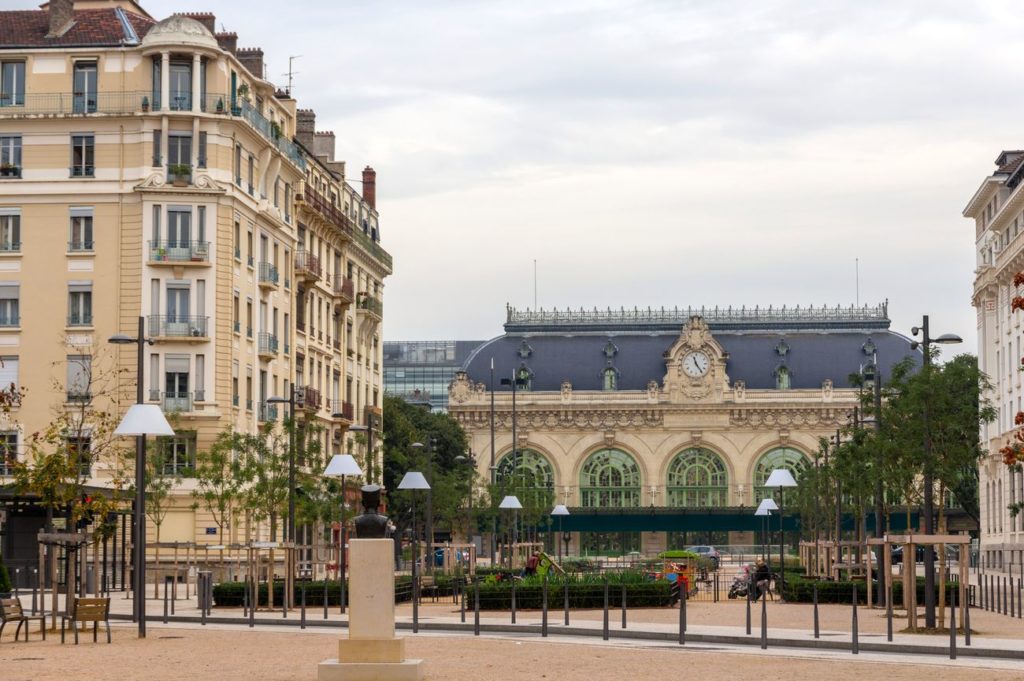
[
  {"xmin": 31, "ymin": 569, "xmax": 38, "ymax": 615},
  {"xmin": 1019, "ymin": 578, "xmax": 1022, "ymax": 619},
  {"xmin": 301, "ymin": 579, "xmax": 307, "ymax": 630},
  {"xmin": 14, "ymin": 568, "xmax": 19, "ymax": 599},
  {"xmin": 621, "ymin": 583, "xmax": 627, "ymax": 629},
  {"xmin": 243, "ymin": 576, "xmax": 249, "ymax": 617},
  {"xmin": 949, "ymin": 589, "xmax": 957, "ymax": 660},
  {"xmin": 746, "ymin": 581, "xmax": 751, "ymax": 635},
  {"xmin": 965, "ymin": 586, "xmax": 972, "ymax": 646},
  {"xmin": 542, "ymin": 577, "xmax": 549, "ymax": 638},
  {"xmin": 760, "ymin": 587, "xmax": 767, "ymax": 650},
  {"xmin": 851, "ymin": 584, "xmax": 859, "ymax": 655},
  {"xmin": 564, "ymin": 581, "xmax": 569, "ymax": 626},
  {"xmin": 602, "ymin": 580, "xmax": 609, "ymax": 641},
  {"xmin": 249, "ymin": 578, "xmax": 255, "ymax": 628},
  {"xmin": 714, "ymin": 572, "xmax": 719, "ymax": 603},
  {"xmin": 813, "ymin": 582, "xmax": 819, "ymax": 639},
  {"xmin": 163, "ymin": 581, "xmax": 169, "ymax": 624},
  {"xmin": 678, "ymin": 589, "xmax": 686, "ymax": 645},
  {"xmin": 200, "ymin": 575, "xmax": 207, "ymax": 626},
  {"xmin": 460, "ymin": 578, "xmax": 466, "ymax": 624},
  {"xmin": 323, "ymin": 580, "xmax": 329, "ymax": 620},
  {"xmin": 886, "ymin": 582, "xmax": 893, "ymax": 642},
  {"xmin": 511, "ymin": 579, "xmax": 517, "ymax": 625},
  {"xmin": 473, "ymin": 579, "xmax": 480, "ymax": 636}
]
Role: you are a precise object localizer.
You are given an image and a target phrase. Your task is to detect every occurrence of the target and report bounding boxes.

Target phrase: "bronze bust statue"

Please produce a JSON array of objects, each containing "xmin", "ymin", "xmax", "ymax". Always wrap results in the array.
[{"xmin": 353, "ymin": 484, "xmax": 391, "ymax": 538}]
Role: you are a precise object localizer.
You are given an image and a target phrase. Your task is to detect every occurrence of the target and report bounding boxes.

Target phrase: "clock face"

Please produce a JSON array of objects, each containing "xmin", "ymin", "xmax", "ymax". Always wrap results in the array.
[{"xmin": 682, "ymin": 351, "xmax": 710, "ymax": 378}]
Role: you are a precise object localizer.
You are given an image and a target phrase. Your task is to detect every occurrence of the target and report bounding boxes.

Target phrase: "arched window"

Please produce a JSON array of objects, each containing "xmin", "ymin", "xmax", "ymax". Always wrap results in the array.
[
  {"xmin": 516, "ymin": 367, "xmax": 532, "ymax": 391},
  {"xmin": 775, "ymin": 366, "xmax": 791, "ymax": 390},
  {"xmin": 579, "ymin": 448, "xmax": 641, "ymax": 508},
  {"xmin": 602, "ymin": 367, "xmax": 617, "ymax": 391},
  {"xmin": 666, "ymin": 447, "xmax": 729, "ymax": 507},
  {"xmin": 753, "ymin": 446, "xmax": 808, "ymax": 502},
  {"xmin": 496, "ymin": 448, "xmax": 554, "ymax": 507}
]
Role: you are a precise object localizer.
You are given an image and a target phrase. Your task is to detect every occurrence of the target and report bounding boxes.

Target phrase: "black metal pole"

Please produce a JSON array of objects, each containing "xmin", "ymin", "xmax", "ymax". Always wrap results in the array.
[
  {"xmin": 760, "ymin": 587, "xmax": 767, "ymax": 649},
  {"xmin": 564, "ymin": 580, "xmax": 569, "ymax": 626},
  {"xmin": 542, "ymin": 576, "xmax": 548, "ymax": 637},
  {"xmin": 679, "ymin": 586, "xmax": 686, "ymax": 645},
  {"xmin": 412, "ymin": 492, "xmax": 418, "ymax": 634},
  {"xmin": 340, "ymin": 471, "xmax": 347, "ymax": 615},
  {"xmin": 621, "ymin": 582, "xmax": 627, "ymax": 629},
  {"xmin": 489, "ymin": 359, "xmax": 496, "ymax": 565},
  {"xmin": 602, "ymin": 579, "xmax": 609, "ymax": 641},
  {"xmin": 288, "ymin": 391, "xmax": 295, "ymax": 545},
  {"xmin": 745, "ymin": 580, "xmax": 751, "ymax": 635},
  {"xmin": 134, "ymin": 316, "xmax": 146, "ymax": 638},
  {"xmin": 813, "ymin": 581, "xmax": 819, "ymax": 639},
  {"xmin": 323, "ymin": 578, "xmax": 328, "ymax": 620},
  {"xmin": 964, "ymin": 586, "xmax": 971, "ymax": 646},
  {"xmin": 852, "ymin": 583, "xmax": 859, "ymax": 655},
  {"xmin": 511, "ymin": 577, "xmax": 517, "ymax": 624},
  {"xmin": 473, "ymin": 578, "xmax": 480, "ymax": 636},
  {"xmin": 301, "ymin": 578, "xmax": 306, "ymax": 629},
  {"xmin": 778, "ymin": 488, "xmax": 785, "ymax": 600},
  {"xmin": 887, "ymin": 578, "xmax": 893, "ymax": 642},
  {"xmin": 920, "ymin": 315, "xmax": 937, "ymax": 629},
  {"xmin": 949, "ymin": 587, "xmax": 957, "ymax": 660}
]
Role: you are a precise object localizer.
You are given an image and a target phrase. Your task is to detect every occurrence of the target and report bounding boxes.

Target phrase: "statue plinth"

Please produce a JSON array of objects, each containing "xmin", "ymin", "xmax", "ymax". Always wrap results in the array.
[{"xmin": 317, "ymin": 539, "xmax": 423, "ymax": 681}]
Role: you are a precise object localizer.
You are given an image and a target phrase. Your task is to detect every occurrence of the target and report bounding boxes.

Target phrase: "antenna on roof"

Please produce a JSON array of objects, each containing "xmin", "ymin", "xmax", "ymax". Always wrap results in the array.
[
  {"xmin": 855, "ymin": 257, "xmax": 860, "ymax": 307},
  {"xmin": 284, "ymin": 55, "xmax": 301, "ymax": 96},
  {"xmin": 533, "ymin": 259, "xmax": 537, "ymax": 310}
]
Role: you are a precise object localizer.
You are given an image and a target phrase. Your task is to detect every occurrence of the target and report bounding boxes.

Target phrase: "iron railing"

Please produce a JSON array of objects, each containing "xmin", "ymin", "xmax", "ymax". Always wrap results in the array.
[
  {"xmin": 258, "ymin": 262, "xmax": 279, "ymax": 285},
  {"xmin": 357, "ymin": 295, "xmax": 383, "ymax": 318},
  {"xmin": 148, "ymin": 315, "xmax": 209, "ymax": 338},
  {"xmin": 238, "ymin": 100, "xmax": 306, "ymax": 170},
  {"xmin": 258, "ymin": 402, "xmax": 279, "ymax": 422},
  {"xmin": 296, "ymin": 385, "xmax": 322, "ymax": 410},
  {"xmin": 149, "ymin": 240, "xmax": 209, "ymax": 263},
  {"xmin": 295, "ymin": 250, "xmax": 321, "ymax": 280},
  {"xmin": 258, "ymin": 331, "xmax": 279, "ymax": 355}
]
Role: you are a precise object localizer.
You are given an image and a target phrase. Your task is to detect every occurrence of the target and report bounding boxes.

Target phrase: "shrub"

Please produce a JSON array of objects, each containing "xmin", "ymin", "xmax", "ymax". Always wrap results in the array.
[
  {"xmin": 781, "ymin": 572, "xmax": 957, "ymax": 604},
  {"xmin": 213, "ymin": 578, "xmax": 415, "ymax": 607},
  {"xmin": 472, "ymin": 573, "xmax": 672, "ymax": 610},
  {"xmin": 0, "ymin": 554, "xmax": 10, "ymax": 594}
]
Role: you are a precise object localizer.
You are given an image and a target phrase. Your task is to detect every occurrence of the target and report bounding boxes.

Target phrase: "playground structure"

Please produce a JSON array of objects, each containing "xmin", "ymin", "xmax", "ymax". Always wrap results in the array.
[{"xmin": 424, "ymin": 542, "xmax": 477, "ymax": 576}]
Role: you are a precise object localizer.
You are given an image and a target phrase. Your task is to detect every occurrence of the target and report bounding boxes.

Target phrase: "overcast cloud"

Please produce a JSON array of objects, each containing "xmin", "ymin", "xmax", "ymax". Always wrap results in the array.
[{"xmin": 148, "ymin": 0, "xmax": 1024, "ymax": 352}]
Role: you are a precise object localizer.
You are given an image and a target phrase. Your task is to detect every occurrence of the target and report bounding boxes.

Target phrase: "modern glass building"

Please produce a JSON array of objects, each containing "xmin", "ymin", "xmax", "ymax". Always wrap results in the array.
[{"xmin": 383, "ymin": 340, "xmax": 486, "ymax": 411}]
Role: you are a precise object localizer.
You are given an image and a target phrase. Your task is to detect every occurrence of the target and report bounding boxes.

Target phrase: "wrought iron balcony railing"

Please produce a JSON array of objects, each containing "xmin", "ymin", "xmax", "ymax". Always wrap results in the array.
[
  {"xmin": 296, "ymin": 385, "xmax": 322, "ymax": 411},
  {"xmin": 295, "ymin": 250, "xmax": 321, "ymax": 280},
  {"xmin": 258, "ymin": 331, "xmax": 279, "ymax": 356},
  {"xmin": 149, "ymin": 240, "xmax": 210, "ymax": 263},
  {"xmin": 147, "ymin": 315, "xmax": 209, "ymax": 338},
  {"xmin": 258, "ymin": 402, "xmax": 279, "ymax": 422},
  {"xmin": 258, "ymin": 262, "xmax": 279, "ymax": 286}
]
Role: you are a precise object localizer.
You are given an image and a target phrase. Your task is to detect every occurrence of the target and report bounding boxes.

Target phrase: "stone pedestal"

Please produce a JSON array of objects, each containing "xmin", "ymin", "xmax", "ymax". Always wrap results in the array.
[{"xmin": 318, "ymin": 539, "xmax": 423, "ymax": 681}]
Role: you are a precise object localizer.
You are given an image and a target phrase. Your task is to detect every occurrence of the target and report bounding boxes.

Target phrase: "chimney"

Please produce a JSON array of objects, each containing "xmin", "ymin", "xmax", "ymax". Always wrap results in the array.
[
  {"xmin": 215, "ymin": 32, "xmax": 237, "ymax": 54},
  {"xmin": 313, "ymin": 131, "xmax": 335, "ymax": 163},
  {"xmin": 362, "ymin": 166, "xmax": 376, "ymax": 210},
  {"xmin": 237, "ymin": 47, "xmax": 264, "ymax": 80},
  {"xmin": 295, "ymin": 109, "xmax": 316, "ymax": 150},
  {"xmin": 174, "ymin": 12, "xmax": 216, "ymax": 34},
  {"xmin": 46, "ymin": 0, "xmax": 74, "ymax": 38}
]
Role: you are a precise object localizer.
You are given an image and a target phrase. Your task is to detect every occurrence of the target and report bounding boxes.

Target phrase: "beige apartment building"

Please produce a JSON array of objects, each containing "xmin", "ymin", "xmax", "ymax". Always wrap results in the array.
[
  {"xmin": 0, "ymin": 0, "xmax": 390, "ymax": 560},
  {"xmin": 967, "ymin": 150, "xmax": 1024, "ymax": 570}
]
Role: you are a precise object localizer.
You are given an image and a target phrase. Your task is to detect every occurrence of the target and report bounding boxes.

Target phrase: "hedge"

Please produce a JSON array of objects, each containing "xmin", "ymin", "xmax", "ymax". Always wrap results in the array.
[
  {"xmin": 213, "ymin": 578, "xmax": 414, "ymax": 607},
  {"xmin": 781, "ymin": 572, "xmax": 959, "ymax": 604},
  {"xmin": 472, "ymin": 574, "xmax": 673, "ymax": 610}
]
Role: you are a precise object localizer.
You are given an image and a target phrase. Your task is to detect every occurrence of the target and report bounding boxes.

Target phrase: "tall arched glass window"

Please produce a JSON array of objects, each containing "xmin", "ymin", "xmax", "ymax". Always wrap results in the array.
[
  {"xmin": 666, "ymin": 447, "xmax": 729, "ymax": 507},
  {"xmin": 579, "ymin": 448, "xmax": 641, "ymax": 508},
  {"xmin": 602, "ymin": 367, "xmax": 617, "ymax": 391},
  {"xmin": 775, "ymin": 366, "xmax": 791, "ymax": 390},
  {"xmin": 496, "ymin": 448, "xmax": 554, "ymax": 507},
  {"xmin": 753, "ymin": 446, "xmax": 808, "ymax": 501}
]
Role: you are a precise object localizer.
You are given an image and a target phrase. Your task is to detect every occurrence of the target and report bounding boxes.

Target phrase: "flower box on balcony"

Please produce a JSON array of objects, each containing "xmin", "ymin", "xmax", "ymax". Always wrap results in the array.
[
  {"xmin": 0, "ymin": 164, "xmax": 20, "ymax": 178},
  {"xmin": 168, "ymin": 163, "xmax": 192, "ymax": 187}
]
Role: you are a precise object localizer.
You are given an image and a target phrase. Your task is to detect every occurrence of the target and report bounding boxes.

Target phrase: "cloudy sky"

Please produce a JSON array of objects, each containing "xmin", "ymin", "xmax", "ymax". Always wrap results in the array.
[{"xmin": 152, "ymin": 0, "xmax": 1024, "ymax": 352}]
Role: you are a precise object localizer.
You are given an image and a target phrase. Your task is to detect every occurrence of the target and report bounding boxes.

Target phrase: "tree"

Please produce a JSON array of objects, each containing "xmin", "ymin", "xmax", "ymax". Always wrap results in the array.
[
  {"xmin": 144, "ymin": 440, "xmax": 180, "ymax": 550},
  {"xmin": 192, "ymin": 427, "xmax": 245, "ymax": 538},
  {"xmin": 237, "ymin": 420, "xmax": 292, "ymax": 542}
]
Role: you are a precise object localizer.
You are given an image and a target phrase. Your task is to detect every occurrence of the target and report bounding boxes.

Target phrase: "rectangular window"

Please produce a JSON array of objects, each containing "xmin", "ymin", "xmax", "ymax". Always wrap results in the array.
[
  {"xmin": 167, "ymin": 207, "xmax": 191, "ymax": 246},
  {"xmin": 70, "ymin": 134, "xmax": 94, "ymax": 177},
  {"xmin": 166, "ymin": 281, "xmax": 190, "ymax": 319},
  {"xmin": 198, "ymin": 131, "xmax": 207, "ymax": 168},
  {"xmin": 247, "ymin": 153, "xmax": 254, "ymax": 195},
  {"xmin": 234, "ymin": 144, "xmax": 242, "ymax": 185},
  {"xmin": 195, "ymin": 354, "xmax": 205, "ymax": 401},
  {"xmin": 233, "ymin": 294, "xmax": 240, "ymax": 333},
  {"xmin": 69, "ymin": 207, "xmax": 94, "ymax": 251},
  {"xmin": 66, "ymin": 434, "xmax": 91, "ymax": 478},
  {"xmin": 168, "ymin": 133, "xmax": 192, "ymax": 176},
  {"xmin": 164, "ymin": 353, "xmax": 190, "ymax": 411},
  {"xmin": 232, "ymin": 360, "xmax": 239, "ymax": 407},
  {"xmin": 234, "ymin": 221, "xmax": 241, "ymax": 260},
  {"xmin": 0, "ymin": 283, "xmax": 18, "ymax": 326},
  {"xmin": 0, "ymin": 61, "xmax": 25, "ymax": 107},
  {"xmin": 246, "ymin": 230, "xmax": 253, "ymax": 267},
  {"xmin": 169, "ymin": 61, "xmax": 192, "ymax": 111},
  {"xmin": 0, "ymin": 430, "xmax": 16, "ymax": 476},
  {"xmin": 246, "ymin": 299, "xmax": 253, "ymax": 337},
  {"xmin": 67, "ymin": 281, "xmax": 92, "ymax": 326},
  {"xmin": 0, "ymin": 210, "xmax": 20, "ymax": 252},
  {"xmin": 153, "ymin": 130, "xmax": 161, "ymax": 167},
  {"xmin": 158, "ymin": 432, "xmax": 197, "ymax": 476},
  {"xmin": 284, "ymin": 184, "xmax": 291, "ymax": 223},
  {"xmin": 66, "ymin": 354, "xmax": 91, "ymax": 402},
  {"xmin": 0, "ymin": 355, "xmax": 19, "ymax": 391},
  {"xmin": 0, "ymin": 135, "xmax": 22, "ymax": 176},
  {"xmin": 72, "ymin": 61, "xmax": 98, "ymax": 114}
]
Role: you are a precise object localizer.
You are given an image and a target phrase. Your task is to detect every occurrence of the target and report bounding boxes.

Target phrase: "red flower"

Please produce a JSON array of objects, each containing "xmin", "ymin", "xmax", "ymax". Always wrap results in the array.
[
  {"xmin": 1013, "ymin": 296, "xmax": 1024, "ymax": 313},
  {"xmin": 1015, "ymin": 272, "xmax": 1024, "ymax": 287}
]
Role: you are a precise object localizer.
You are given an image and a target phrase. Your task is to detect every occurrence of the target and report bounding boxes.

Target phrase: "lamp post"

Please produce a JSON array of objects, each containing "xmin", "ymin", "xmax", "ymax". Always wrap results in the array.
[
  {"xmin": 551, "ymin": 504, "xmax": 570, "ymax": 563},
  {"xmin": 755, "ymin": 499, "xmax": 778, "ymax": 561},
  {"xmin": 109, "ymin": 318, "xmax": 174, "ymax": 639},
  {"xmin": 499, "ymin": 495, "xmax": 522, "ymax": 569},
  {"xmin": 500, "ymin": 374, "xmax": 527, "ymax": 551},
  {"xmin": 765, "ymin": 469, "xmax": 797, "ymax": 599},
  {"xmin": 324, "ymin": 453, "xmax": 362, "ymax": 614},
  {"xmin": 489, "ymin": 358, "xmax": 496, "ymax": 564},
  {"xmin": 397, "ymin": 470, "xmax": 430, "ymax": 629},
  {"xmin": 910, "ymin": 315, "xmax": 962, "ymax": 628},
  {"xmin": 455, "ymin": 452, "xmax": 477, "ymax": 550},
  {"xmin": 266, "ymin": 388, "xmax": 298, "ymax": 543},
  {"xmin": 348, "ymin": 414, "xmax": 377, "ymax": 484}
]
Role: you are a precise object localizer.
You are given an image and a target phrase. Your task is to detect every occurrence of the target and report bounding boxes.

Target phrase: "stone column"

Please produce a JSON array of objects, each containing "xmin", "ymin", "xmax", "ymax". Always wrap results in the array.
[
  {"xmin": 160, "ymin": 51, "xmax": 170, "ymax": 112},
  {"xmin": 192, "ymin": 53, "xmax": 202, "ymax": 113}
]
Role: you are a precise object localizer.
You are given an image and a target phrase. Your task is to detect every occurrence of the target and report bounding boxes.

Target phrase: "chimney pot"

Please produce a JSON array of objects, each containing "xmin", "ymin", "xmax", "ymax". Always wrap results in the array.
[{"xmin": 362, "ymin": 166, "xmax": 377, "ymax": 210}]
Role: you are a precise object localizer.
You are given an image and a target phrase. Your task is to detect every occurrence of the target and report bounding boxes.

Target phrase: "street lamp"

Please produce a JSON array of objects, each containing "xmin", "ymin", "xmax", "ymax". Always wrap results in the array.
[
  {"xmin": 551, "ymin": 504, "xmax": 570, "ymax": 562},
  {"xmin": 499, "ymin": 495, "xmax": 522, "ymax": 569},
  {"xmin": 109, "ymin": 317, "xmax": 170, "ymax": 639},
  {"xmin": 754, "ymin": 498, "xmax": 778, "ymax": 562},
  {"xmin": 765, "ymin": 469, "xmax": 797, "ymax": 598},
  {"xmin": 347, "ymin": 418, "xmax": 377, "ymax": 484},
  {"xmin": 455, "ymin": 452, "xmax": 477, "ymax": 551},
  {"xmin": 397, "ymin": 469, "xmax": 430, "ymax": 632},
  {"xmin": 266, "ymin": 388, "xmax": 298, "ymax": 543},
  {"xmin": 324, "ymin": 454, "xmax": 362, "ymax": 614},
  {"xmin": 910, "ymin": 315, "xmax": 962, "ymax": 629}
]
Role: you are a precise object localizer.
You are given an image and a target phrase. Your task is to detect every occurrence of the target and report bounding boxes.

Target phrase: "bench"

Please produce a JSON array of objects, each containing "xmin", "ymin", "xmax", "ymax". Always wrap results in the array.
[
  {"xmin": 0, "ymin": 597, "xmax": 46, "ymax": 643},
  {"xmin": 61, "ymin": 597, "xmax": 111, "ymax": 644}
]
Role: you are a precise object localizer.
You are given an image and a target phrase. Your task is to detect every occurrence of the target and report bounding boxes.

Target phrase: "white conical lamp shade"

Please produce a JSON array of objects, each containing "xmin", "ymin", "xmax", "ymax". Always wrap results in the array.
[
  {"xmin": 499, "ymin": 495, "xmax": 523, "ymax": 510},
  {"xmin": 551, "ymin": 504, "xmax": 570, "ymax": 516},
  {"xmin": 324, "ymin": 454, "xmax": 362, "ymax": 477},
  {"xmin": 764, "ymin": 468, "xmax": 798, "ymax": 488},
  {"xmin": 113, "ymin": 404, "xmax": 175, "ymax": 437},
  {"xmin": 756, "ymin": 498, "xmax": 779, "ymax": 514},
  {"xmin": 397, "ymin": 471, "xmax": 430, "ymax": 490}
]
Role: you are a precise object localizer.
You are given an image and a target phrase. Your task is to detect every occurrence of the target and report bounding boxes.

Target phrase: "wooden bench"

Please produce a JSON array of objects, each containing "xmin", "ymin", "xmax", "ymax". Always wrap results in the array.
[
  {"xmin": 61, "ymin": 597, "xmax": 111, "ymax": 645},
  {"xmin": 0, "ymin": 597, "xmax": 46, "ymax": 643}
]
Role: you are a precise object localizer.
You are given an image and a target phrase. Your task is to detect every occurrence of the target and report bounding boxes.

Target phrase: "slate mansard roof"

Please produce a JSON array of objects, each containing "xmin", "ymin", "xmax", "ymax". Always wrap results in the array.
[{"xmin": 462, "ymin": 303, "xmax": 919, "ymax": 392}]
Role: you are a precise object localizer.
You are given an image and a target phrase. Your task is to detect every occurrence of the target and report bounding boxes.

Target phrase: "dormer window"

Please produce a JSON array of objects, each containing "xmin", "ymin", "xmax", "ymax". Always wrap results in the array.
[
  {"xmin": 603, "ymin": 366, "xmax": 618, "ymax": 391},
  {"xmin": 775, "ymin": 365, "xmax": 791, "ymax": 390},
  {"xmin": 775, "ymin": 339, "xmax": 789, "ymax": 357},
  {"xmin": 517, "ymin": 340, "xmax": 533, "ymax": 359}
]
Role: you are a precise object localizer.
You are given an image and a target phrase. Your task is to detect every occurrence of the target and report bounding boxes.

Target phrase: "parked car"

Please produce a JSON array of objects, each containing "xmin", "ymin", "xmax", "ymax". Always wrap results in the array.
[
  {"xmin": 891, "ymin": 545, "xmax": 938, "ymax": 565},
  {"xmin": 685, "ymin": 545, "xmax": 721, "ymax": 569}
]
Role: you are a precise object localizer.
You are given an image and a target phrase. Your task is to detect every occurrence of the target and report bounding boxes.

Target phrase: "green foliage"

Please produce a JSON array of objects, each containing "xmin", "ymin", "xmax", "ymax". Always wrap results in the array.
[
  {"xmin": 191, "ymin": 427, "xmax": 246, "ymax": 535},
  {"xmin": 0, "ymin": 554, "xmax": 11, "ymax": 594},
  {"xmin": 235, "ymin": 420, "xmax": 294, "ymax": 541},
  {"xmin": 144, "ymin": 437, "xmax": 180, "ymax": 543},
  {"xmin": 212, "ymin": 578, "xmax": 415, "ymax": 607},
  {"xmin": 657, "ymin": 550, "xmax": 700, "ymax": 560},
  {"xmin": 473, "ymin": 574, "xmax": 672, "ymax": 610},
  {"xmin": 781, "ymin": 571, "xmax": 958, "ymax": 604}
]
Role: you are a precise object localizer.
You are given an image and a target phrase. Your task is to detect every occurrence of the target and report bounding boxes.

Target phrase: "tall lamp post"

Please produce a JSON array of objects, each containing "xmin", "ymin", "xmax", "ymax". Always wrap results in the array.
[
  {"xmin": 398, "ymin": 470, "xmax": 430, "ymax": 631},
  {"xmin": 765, "ymin": 469, "xmax": 797, "ymax": 599},
  {"xmin": 489, "ymin": 358, "xmax": 496, "ymax": 564},
  {"xmin": 499, "ymin": 495, "xmax": 522, "ymax": 569},
  {"xmin": 455, "ymin": 452, "xmax": 477, "ymax": 551},
  {"xmin": 500, "ymin": 375, "xmax": 527, "ymax": 549},
  {"xmin": 551, "ymin": 504, "xmax": 570, "ymax": 562},
  {"xmin": 348, "ymin": 416, "xmax": 377, "ymax": 484},
  {"xmin": 324, "ymin": 453, "xmax": 362, "ymax": 614},
  {"xmin": 109, "ymin": 318, "xmax": 174, "ymax": 639},
  {"xmin": 266, "ymin": 388, "xmax": 298, "ymax": 543},
  {"xmin": 755, "ymin": 498, "xmax": 778, "ymax": 561},
  {"xmin": 910, "ymin": 315, "xmax": 962, "ymax": 628}
]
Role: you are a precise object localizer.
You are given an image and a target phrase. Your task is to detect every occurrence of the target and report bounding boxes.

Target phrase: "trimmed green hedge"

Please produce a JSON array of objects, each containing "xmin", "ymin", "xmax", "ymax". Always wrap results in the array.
[
  {"xmin": 213, "ymin": 578, "xmax": 414, "ymax": 607},
  {"xmin": 473, "ymin": 574, "xmax": 673, "ymax": 610},
  {"xmin": 781, "ymin": 572, "xmax": 958, "ymax": 604}
]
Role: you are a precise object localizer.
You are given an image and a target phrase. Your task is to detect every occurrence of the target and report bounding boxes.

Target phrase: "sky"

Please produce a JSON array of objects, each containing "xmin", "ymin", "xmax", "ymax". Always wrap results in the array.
[{"xmin": 147, "ymin": 0, "xmax": 1024, "ymax": 353}]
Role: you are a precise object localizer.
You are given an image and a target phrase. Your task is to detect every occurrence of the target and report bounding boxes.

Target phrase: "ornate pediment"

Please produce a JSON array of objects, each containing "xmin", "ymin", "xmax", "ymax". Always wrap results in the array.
[{"xmin": 662, "ymin": 316, "xmax": 729, "ymax": 402}]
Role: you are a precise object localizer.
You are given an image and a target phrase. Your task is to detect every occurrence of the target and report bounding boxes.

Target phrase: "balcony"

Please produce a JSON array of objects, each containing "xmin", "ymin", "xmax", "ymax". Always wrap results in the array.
[
  {"xmin": 257, "ymin": 331, "xmax": 279, "ymax": 358},
  {"xmin": 328, "ymin": 400, "xmax": 354, "ymax": 422},
  {"xmin": 352, "ymin": 227, "xmax": 393, "ymax": 271},
  {"xmin": 295, "ymin": 250, "xmax": 321, "ymax": 282},
  {"xmin": 0, "ymin": 90, "xmax": 229, "ymax": 118},
  {"xmin": 356, "ymin": 295, "xmax": 383, "ymax": 321},
  {"xmin": 334, "ymin": 275, "xmax": 355, "ymax": 304},
  {"xmin": 238, "ymin": 100, "xmax": 306, "ymax": 170},
  {"xmin": 258, "ymin": 262, "xmax": 279, "ymax": 288},
  {"xmin": 296, "ymin": 385, "xmax": 322, "ymax": 412},
  {"xmin": 147, "ymin": 315, "xmax": 209, "ymax": 342},
  {"xmin": 299, "ymin": 186, "xmax": 353, "ymax": 240},
  {"xmin": 68, "ymin": 240, "xmax": 94, "ymax": 253},
  {"xmin": 166, "ymin": 164, "xmax": 193, "ymax": 186},
  {"xmin": 149, "ymin": 240, "xmax": 210, "ymax": 265},
  {"xmin": 67, "ymin": 312, "xmax": 92, "ymax": 327},
  {"xmin": 258, "ymin": 402, "xmax": 279, "ymax": 422},
  {"xmin": 151, "ymin": 390, "xmax": 196, "ymax": 413}
]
